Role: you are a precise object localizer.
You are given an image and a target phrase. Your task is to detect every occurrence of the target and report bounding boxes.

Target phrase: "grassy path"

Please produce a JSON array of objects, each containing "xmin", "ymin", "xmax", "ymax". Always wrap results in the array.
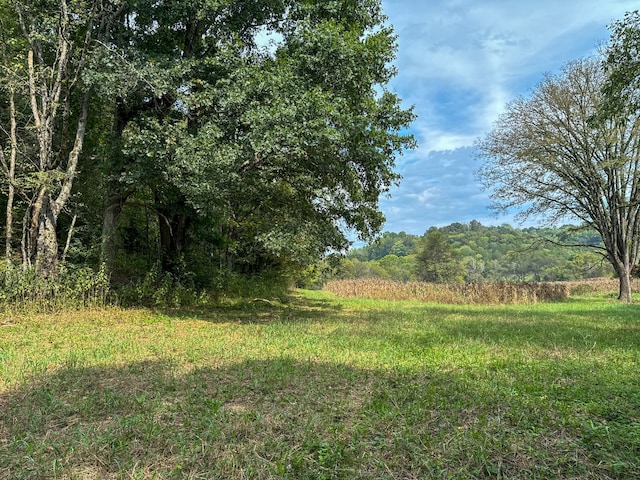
[{"xmin": 1, "ymin": 291, "xmax": 639, "ymax": 479}]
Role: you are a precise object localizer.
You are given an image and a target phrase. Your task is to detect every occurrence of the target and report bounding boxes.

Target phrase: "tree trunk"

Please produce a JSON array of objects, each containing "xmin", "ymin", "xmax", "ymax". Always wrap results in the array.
[
  {"xmin": 100, "ymin": 101, "xmax": 135, "ymax": 273},
  {"xmin": 31, "ymin": 187, "xmax": 59, "ymax": 277},
  {"xmin": 618, "ymin": 266, "xmax": 633, "ymax": 303},
  {"xmin": 157, "ymin": 207, "xmax": 190, "ymax": 276},
  {"xmin": 1, "ymin": 30, "xmax": 18, "ymax": 263},
  {"xmin": 611, "ymin": 250, "xmax": 634, "ymax": 303},
  {"xmin": 100, "ymin": 192, "xmax": 129, "ymax": 272},
  {"xmin": 6, "ymin": 180, "xmax": 15, "ymax": 262},
  {"xmin": 4, "ymin": 87, "xmax": 17, "ymax": 263},
  {"xmin": 159, "ymin": 213, "xmax": 190, "ymax": 275}
]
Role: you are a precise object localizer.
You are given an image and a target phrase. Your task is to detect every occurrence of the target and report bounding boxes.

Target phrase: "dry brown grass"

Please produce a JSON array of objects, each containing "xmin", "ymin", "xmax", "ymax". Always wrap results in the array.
[
  {"xmin": 323, "ymin": 279, "xmax": 570, "ymax": 304},
  {"xmin": 562, "ymin": 277, "xmax": 640, "ymax": 296}
]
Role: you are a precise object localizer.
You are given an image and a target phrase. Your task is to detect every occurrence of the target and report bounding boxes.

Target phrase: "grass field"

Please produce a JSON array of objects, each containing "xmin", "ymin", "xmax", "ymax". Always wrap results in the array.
[{"xmin": 1, "ymin": 291, "xmax": 639, "ymax": 479}]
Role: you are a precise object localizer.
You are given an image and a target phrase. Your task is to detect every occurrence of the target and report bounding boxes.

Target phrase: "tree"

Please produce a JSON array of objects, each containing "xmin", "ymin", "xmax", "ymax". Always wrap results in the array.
[
  {"xmin": 378, "ymin": 254, "xmax": 416, "ymax": 282},
  {"xmin": 0, "ymin": 0, "xmax": 415, "ymax": 294},
  {"xmin": 476, "ymin": 58, "xmax": 640, "ymax": 302},
  {"xmin": 88, "ymin": 0, "xmax": 415, "ymax": 279},
  {"xmin": 601, "ymin": 11, "xmax": 640, "ymax": 119},
  {"xmin": 0, "ymin": 10, "xmax": 20, "ymax": 263},
  {"xmin": 416, "ymin": 230, "xmax": 464, "ymax": 284},
  {"xmin": 0, "ymin": 0, "xmax": 113, "ymax": 277}
]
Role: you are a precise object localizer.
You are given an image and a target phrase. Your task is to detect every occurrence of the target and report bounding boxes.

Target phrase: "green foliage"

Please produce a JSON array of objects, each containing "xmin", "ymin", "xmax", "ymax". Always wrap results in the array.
[
  {"xmin": 348, "ymin": 231, "xmax": 419, "ymax": 261},
  {"xmin": 601, "ymin": 10, "xmax": 640, "ymax": 118},
  {"xmin": 115, "ymin": 266, "xmax": 200, "ymax": 308},
  {"xmin": 86, "ymin": 0, "xmax": 415, "ymax": 280},
  {"xmin": 416, "ymin": 230, "xmax": 465, "ymax": 284},
  {"xmin": 445, "ymin": 223, "xmax": 612, "ymax": 282},
  {"xmin": 0, "ymin": 0, "xmax": 415, "ymax": 304},
  {"xmin": 334, "ymin": 221, "xmax": 613, "ymax": 285},
  {"xmin": 0, "ymin": 263, "xmax": 109, "ymax": 313},
  {"xmin": 115, "ymin": 265, "xmax": 292, "ymax": 308}
]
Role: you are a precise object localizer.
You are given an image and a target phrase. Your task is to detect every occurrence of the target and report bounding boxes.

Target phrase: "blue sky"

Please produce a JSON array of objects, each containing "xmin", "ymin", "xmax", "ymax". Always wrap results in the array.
[{"xmin": 378, "ymin": 0, "xmax": 638, "ymax": 235}]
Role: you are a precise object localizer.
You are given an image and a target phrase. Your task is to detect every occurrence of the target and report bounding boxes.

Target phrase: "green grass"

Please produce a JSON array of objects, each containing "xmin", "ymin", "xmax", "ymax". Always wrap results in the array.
[{"xmin": 1, "ymin": 291, "xmax": 639, "ymax": 479}]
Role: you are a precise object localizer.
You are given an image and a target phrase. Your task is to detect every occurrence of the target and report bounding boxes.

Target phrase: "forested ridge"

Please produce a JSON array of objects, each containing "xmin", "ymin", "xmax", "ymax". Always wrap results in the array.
[{"xmin": 312, "ymin": 221, "xmax": 613, "ymax": 286}]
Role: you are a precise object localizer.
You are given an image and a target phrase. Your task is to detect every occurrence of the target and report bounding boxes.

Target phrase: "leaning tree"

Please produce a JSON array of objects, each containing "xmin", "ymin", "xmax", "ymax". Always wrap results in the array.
[{"xmin": 476, "ymin": 58, "xmax": 640, "ymax": 302}]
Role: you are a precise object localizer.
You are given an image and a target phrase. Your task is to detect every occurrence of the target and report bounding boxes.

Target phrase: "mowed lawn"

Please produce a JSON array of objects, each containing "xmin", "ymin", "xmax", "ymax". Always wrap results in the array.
[{"xmin": 1, "ymin": 291, "xmax": 639, "ymax": 479}]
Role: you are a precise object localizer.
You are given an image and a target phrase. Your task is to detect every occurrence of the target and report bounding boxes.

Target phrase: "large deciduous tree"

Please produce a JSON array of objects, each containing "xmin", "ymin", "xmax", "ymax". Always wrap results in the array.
[
  {"xmin": 476, "ymin": 58, "xmax": 640, "ymax": 302},
  {"xmin": 93, "ymin": 0, "xmax": 415, "ymax": 278},
  {"xmin": 0, "ymin": 0, "xmax": 415, "ymax": 289}
]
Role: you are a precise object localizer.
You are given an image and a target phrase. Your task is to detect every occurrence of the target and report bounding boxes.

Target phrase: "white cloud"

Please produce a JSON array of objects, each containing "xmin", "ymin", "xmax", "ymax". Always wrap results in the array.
[
  {"xmin": 375, "ymin": 0, "xmax": 637, "ymax": 234},
  {"xmin": 384, "ymin": 0, "xmax": 631, "ymax": 139}
]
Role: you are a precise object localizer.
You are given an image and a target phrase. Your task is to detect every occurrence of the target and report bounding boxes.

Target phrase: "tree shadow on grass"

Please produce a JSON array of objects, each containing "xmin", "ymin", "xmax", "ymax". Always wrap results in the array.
[
  {"xmin": 160, "ymin": 293, "xmax": 345, "ymax": 325},
  {"xmin": 1, "ymin": 355, "xmax": 638, "ymax": 479},
  {"xmin": 334, "ymin": 300, "xmax": 640, "ymax": 353},
  {"xmin": 425, "ymin": 304, "xmax": 640, "ymax": 352}
]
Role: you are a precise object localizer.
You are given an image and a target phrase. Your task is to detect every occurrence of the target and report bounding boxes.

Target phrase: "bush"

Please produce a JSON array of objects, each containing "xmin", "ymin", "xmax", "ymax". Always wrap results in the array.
[
  {"xmin": 115, "ymin": 264, "xmax": 209, "ymax": 308},
  {"xmin": 114, "ymin": 266, "xmax": 292, "ymax": 308}
]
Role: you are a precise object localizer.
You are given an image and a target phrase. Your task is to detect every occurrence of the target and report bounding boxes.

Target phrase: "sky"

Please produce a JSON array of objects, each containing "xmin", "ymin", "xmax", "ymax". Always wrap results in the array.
[{"xmin": 378, "ymin": 0, "xmax": 639, "ymax": 235}]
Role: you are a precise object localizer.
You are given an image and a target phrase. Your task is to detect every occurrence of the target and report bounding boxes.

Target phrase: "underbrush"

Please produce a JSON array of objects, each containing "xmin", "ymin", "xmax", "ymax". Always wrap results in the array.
[
  {"xmin": 324, "ymin": 278, "xmax": 570, "ymax": 304},
  {"xmin": 116, "ymin": 269, "xmax": 292, "ymax": 308},
  {"xmin": 0, "ymin": 263, "xmax": 109, "ymax": 314},
  {"xmin": 0, "ymin": 263, "xmax": 293, "ymax": 313}
]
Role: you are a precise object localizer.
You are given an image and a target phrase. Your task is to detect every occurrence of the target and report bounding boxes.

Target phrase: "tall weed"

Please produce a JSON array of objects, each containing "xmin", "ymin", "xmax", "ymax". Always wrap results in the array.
[
  {"xmin": 564, "ymin": 277, "xmax": 640, "ymax": 296},
  {"xmin": 0, "ymin": 263, "xmax": 109, "ymax": 313}
]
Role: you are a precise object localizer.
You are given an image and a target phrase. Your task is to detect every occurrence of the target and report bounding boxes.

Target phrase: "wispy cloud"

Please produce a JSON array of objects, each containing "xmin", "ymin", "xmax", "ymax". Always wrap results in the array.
[{"xmin": 378, "ymin": 0, "xmax": 635, "ymax": 234}]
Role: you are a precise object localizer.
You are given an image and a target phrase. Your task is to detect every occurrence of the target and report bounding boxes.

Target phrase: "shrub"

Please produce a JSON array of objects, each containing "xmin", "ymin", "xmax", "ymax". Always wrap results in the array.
[
  {"xmin": 114, "ymin": 266, "xmax": 292, "ymax": 308},
  {"xmin": 114, "ymin": 264, "xmax": 209, "ymax": 308}
]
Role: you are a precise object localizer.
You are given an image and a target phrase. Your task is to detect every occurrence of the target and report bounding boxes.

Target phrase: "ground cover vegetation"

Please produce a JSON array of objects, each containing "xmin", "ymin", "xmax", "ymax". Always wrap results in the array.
[{"xmin": 1, "ymin": 290, "xmax": 639, "ymax": 479}]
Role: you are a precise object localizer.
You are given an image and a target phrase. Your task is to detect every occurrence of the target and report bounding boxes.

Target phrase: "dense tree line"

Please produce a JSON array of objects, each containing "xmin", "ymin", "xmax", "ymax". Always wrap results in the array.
[
  {"xmin": 2, "ymin": 3, "xmax": 640, "ymax": 304},
  {"xmin": 317, "ymin": 222, "xmax": 613, "ymax": 286},
  {"xmin": 0, "ymin": 0, "xmax": 414, "ymax": 299}
]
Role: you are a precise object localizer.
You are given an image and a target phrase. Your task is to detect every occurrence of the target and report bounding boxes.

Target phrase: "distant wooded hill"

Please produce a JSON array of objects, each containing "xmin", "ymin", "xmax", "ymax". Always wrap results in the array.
[{"xmin": 318, "ymin": 221, "xmax": 613, "ymax": 285}]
